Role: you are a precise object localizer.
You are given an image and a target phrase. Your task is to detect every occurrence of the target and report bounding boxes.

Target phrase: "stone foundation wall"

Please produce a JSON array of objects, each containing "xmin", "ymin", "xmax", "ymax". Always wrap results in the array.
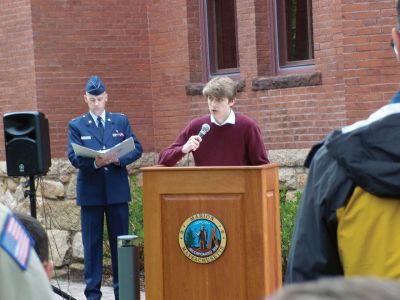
[{"xmin": 0, "ymin": 149, "xmax": 307, "ymax": 272}]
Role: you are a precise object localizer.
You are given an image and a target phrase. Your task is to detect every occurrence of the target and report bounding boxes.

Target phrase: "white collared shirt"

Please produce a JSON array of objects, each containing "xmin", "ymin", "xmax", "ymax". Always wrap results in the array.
[
  {"xmin": 89, "ymin": 111, "xmax": 106, "ymax": 128},
  {"xmin": 210, "ymin": 109, "xmax": 236, "ymax": 126}
]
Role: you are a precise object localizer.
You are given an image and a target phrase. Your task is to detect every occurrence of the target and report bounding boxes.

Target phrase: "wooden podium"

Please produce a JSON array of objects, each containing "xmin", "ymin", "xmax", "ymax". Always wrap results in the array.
[{"xmin": 142, "ymin": 164, "xmax": 282, "ymax": 300}]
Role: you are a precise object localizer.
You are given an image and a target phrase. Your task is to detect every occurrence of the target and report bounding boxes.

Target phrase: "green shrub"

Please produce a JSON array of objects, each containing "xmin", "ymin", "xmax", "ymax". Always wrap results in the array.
[
  {"xmin": 128, "ymin": 175, "xmax": 144, "ymax": 246},
  {"xmin": 280, "ymin": 187, "xmax": 301, "ymax": 277}
]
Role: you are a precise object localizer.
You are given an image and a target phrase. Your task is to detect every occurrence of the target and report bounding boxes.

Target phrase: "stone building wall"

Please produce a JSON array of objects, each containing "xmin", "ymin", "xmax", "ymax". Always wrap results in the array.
[{"xmin": 0, "ymin": 150, "xmax": 307, "ymax": 273}]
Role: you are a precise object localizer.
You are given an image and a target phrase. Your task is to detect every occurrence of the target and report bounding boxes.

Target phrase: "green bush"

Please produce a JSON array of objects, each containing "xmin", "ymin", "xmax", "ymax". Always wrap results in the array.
[
  {"xmin": 128, "ymin": 175, "xmax": 144, "ymax": 246},
  {"xmin": 280, "ymin": 187, "xmax": 301, "ymax": 277}
]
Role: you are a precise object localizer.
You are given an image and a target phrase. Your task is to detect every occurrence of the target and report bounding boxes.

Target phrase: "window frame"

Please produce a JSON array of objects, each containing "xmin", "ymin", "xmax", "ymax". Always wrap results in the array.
[
  {"xmin": 273, "ymin": 0, "xmax": 315, "ymax": 75},
  {"xmin": 200, "ymin": 0, "xmax": 240, "ymax": 78}
]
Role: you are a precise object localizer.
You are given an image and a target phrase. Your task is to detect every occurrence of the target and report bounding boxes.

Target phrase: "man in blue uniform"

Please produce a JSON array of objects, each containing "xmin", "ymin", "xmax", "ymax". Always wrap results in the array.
[{"xmin": 67, "ymin": 75, "xmax": 143, "ymax": 300}]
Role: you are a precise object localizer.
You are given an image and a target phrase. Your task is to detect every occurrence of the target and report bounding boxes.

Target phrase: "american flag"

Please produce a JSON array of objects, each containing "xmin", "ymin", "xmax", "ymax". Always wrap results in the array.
[{"xmin": 0, "ymin": 213, "xmax": 32, "ymax": 270}]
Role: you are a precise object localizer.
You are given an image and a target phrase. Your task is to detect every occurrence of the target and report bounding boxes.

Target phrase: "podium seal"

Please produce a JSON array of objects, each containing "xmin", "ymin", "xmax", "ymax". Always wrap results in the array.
[{"xmin": 178, "ymin": 213, "xmax": 227, "ymax": 264}]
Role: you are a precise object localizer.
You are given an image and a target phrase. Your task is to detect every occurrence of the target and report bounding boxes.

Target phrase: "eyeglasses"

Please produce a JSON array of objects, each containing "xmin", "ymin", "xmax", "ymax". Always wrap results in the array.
[{"xmin": 391, "ymin": 39, "xmax": 399, "ymax": 57}]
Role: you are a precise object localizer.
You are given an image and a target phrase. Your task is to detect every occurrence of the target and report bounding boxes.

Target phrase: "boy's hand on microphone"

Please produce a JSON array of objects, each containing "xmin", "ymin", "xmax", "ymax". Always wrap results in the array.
[{"xmin": 182, "ymin": 136, "xmax": 202, "ymax": 153}]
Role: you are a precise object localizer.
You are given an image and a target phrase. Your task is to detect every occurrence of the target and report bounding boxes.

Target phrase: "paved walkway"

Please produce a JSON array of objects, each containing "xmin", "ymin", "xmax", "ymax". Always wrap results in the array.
[{"xmin": 51, "ymin": 280, "xmax": 145, "ymax": 300}]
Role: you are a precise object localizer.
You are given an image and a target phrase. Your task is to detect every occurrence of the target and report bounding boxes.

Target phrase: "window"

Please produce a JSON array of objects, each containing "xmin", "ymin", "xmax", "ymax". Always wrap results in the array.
[
  {"xmin": 276, "ymin": 0, "xmax": 314, "ymax": 68},
  {"xmin": 203, "ymin": 0, "xmax": 239, "ymax": 76}
]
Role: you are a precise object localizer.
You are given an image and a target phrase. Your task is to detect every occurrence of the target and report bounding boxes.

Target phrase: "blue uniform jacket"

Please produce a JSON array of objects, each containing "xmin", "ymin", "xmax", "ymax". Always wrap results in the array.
[{"xmin": 67, "ymin": 112, "xmax": 143, "ymax": 206}]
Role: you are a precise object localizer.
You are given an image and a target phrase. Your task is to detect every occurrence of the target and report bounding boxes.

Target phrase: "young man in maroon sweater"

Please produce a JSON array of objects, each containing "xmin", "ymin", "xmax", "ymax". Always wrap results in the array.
[{"xmin": 158, "ymin": 76, "xmax": 269, "ymax": 166}]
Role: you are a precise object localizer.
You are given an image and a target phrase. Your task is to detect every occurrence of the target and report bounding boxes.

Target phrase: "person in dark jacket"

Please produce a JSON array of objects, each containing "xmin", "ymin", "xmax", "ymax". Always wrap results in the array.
[{"xmin": 285, "ymin": 0, "xmax": 400, "ymax": 283}]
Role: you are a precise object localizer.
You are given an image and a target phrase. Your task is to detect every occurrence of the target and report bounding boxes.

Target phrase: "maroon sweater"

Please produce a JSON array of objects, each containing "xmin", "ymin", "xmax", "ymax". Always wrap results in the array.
[{"xmin": 158, "ymin": 113, "xmax": 269, "ymax": 166}]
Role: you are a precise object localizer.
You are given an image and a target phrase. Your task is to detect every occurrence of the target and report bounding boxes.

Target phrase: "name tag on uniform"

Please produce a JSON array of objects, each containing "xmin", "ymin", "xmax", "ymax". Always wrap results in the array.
[
  {"xmin": 112, "ymin": 133, "xmax": 125, "ymax": 137},
  {"xmin": 81, "ymin": 136, "xmax": 91, "ymax": 140}
]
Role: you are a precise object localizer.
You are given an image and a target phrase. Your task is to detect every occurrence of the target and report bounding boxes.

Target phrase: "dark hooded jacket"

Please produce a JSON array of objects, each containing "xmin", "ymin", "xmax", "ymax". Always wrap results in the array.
[{"xmin": 285, "ymin": 103, "xmax": 400, "ymax": 283}]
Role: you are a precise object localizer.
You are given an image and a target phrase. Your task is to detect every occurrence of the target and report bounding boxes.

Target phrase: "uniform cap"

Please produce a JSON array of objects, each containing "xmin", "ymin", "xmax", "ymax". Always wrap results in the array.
[{"xmin": 85, "ymin": 75, "xmax": 106, "ymax": 96}]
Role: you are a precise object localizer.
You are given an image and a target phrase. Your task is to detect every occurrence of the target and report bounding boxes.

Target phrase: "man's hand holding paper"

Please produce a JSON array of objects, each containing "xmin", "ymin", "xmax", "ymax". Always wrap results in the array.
[
  {"xmin": 95, "ymin": 152, "xmax": 119, "ymax": 167},
  {"xmin": 72, "ymin": 137, "xmax": 135, "ymax": 159}
]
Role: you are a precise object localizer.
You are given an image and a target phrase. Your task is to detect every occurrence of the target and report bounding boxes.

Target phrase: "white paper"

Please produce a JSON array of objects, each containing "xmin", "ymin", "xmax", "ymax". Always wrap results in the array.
[{"xmin": 72, "ymin": 137, "xmax": 135, "ymax": 159}]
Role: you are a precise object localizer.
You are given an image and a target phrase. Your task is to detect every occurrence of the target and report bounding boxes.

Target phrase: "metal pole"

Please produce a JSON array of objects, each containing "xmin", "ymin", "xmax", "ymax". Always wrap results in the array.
[
  {"xmin": 29, "ymin": 175, "xmax": 36, "ymax": 218},
  {"xmin": 118, "ymin": 235, "xmax": 140, "ymax": 300}
]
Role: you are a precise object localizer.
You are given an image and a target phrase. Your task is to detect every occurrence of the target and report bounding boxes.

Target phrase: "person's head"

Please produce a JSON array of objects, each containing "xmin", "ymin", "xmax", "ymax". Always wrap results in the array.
[
  {"xmin": 202, "ymin": 76, "xmax": 237, "ymax": 124},
  {"xmin": 13, "ymin": 212, "xmax": 53, "ymax": 279},
  {"xmin": 267, "ymin": 277, "xmax": 400, "ymax": 300},
  {"xmin": 391, "ymin": 0, "xmax": 400, "ymax": 61},
  {"xmin": 84, "ymin": 75, "xmax": 108, "ymax": 116}
]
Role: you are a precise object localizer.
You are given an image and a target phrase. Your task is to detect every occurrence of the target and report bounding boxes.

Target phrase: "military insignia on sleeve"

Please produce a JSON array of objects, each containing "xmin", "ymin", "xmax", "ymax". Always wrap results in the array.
[
  {"xmin": 178, "ymin": 213, "xmax": 227, "ymax": 264},
  {"xmin": 0, "ymin": 214, "xmax": 33, "ymax": 270}
]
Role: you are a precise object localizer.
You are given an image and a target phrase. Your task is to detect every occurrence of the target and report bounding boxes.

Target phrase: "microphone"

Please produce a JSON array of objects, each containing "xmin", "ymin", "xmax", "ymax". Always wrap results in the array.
[
  {"xmin": 198, "ymin": 123, "xmax": 210, "ymax": 138},
  {"xmin": 185, "ymin": 124, "xmax": 210, "ymax": 157}
]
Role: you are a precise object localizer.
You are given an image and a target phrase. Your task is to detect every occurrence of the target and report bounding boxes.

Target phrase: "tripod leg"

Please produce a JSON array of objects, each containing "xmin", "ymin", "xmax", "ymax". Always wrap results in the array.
[{"xmin": 29, "ymin": 175, "xmax": 36, "ymax": 219}]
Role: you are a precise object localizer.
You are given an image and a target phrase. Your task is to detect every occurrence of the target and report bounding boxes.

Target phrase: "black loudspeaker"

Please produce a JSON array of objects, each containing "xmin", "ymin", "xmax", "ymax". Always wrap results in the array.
[{"xmin": 3, "ymin": 111, "xmax": 51, "ymax": 176}]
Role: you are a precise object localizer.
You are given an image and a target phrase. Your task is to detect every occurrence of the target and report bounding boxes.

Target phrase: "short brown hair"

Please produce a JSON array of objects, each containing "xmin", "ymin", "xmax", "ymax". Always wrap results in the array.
[{"xmin": 202, "ymin": 76, "xmax": 238, "ymax": 101}]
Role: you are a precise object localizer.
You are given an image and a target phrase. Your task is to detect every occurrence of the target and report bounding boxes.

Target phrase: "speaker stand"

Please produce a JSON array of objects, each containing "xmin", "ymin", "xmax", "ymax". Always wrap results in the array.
[
  {"xmin": 27, "ymin": 175, "xmax": 36, "ymax": 219},
  {"xmin": 24, "ymin": 176, "xmax": 77, "ymax": 300}
]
